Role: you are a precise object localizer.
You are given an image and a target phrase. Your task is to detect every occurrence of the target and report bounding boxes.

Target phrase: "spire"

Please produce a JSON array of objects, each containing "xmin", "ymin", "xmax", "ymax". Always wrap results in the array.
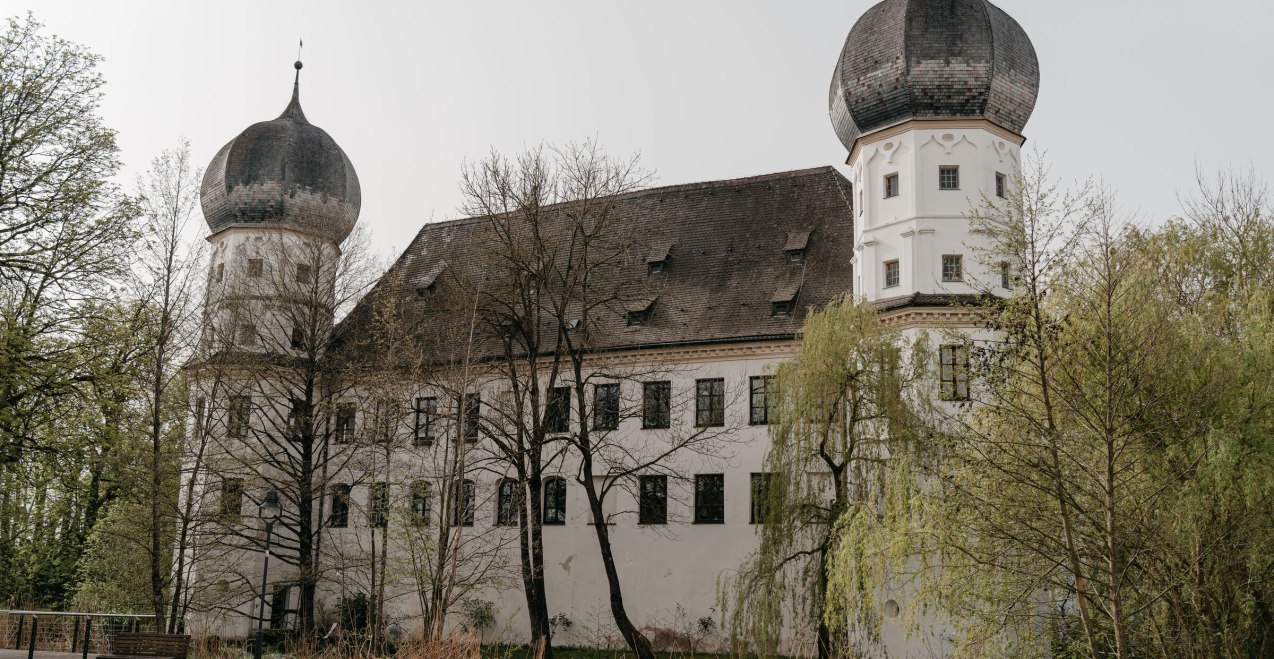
[{"xmin": 279, "ymin": 58, "xmax": 309, "ymax": 123}]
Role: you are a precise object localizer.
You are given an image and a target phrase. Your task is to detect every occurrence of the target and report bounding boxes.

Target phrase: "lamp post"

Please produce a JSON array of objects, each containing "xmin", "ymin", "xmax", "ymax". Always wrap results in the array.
[{"xmin": 254, "ymin": 489, "xmax": 282, "ymax": 659}]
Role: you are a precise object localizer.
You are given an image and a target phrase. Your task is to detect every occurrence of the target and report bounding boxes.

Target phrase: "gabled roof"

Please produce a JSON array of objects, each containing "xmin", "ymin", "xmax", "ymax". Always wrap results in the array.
[{"xmin": 338, "ymin": 166, "xmax": 854, "ymax": 361}]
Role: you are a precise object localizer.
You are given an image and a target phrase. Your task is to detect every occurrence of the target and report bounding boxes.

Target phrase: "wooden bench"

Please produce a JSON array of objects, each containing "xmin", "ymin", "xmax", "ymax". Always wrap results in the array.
[{"xmin": 99, "ymin": 632, "xmax": 191, "ymax": 659}]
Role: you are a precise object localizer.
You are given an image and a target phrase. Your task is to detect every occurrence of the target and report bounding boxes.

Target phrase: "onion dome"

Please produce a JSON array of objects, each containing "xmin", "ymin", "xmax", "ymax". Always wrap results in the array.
[
  {"xmin": 829, "ymin": 0, "xmax": 1040, "ymax": 151},
  {"xmin": 201, "ymin": 62, "xmax": 361, "ymax": 243}
]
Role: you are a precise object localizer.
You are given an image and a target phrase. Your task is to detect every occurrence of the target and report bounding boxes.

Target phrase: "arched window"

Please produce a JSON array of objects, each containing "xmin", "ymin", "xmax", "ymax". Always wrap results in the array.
[
  {"xmin": 496, "ymin": 478, "xmax": 519, "ymax": 527},
  {"xmin": 450, "ymin": 479, "xmax": 475, "ymax": 527},
  {"xmin": 543, "ymin": 477, "xmax": 566, "ymax": 525}
]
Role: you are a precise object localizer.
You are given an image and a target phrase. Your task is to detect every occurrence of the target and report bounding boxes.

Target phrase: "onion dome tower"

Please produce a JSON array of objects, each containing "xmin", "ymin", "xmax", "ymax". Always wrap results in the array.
[
  {"xmin": 199, "ymin": 61, "xmax": 359, "ymax": 355},
  {"xmin": 829, "ymin": 0, "xmax": 1039, "ymax": 305}
]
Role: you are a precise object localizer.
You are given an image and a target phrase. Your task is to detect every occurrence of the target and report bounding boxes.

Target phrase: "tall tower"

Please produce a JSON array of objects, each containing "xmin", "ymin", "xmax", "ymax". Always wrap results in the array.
[
  {"xmin": 199, "ymin": 61, "xmax": 361, "ymax": 354},
  {"xmin": 829, "ymin": 0, "xmax": 1039, "ymax": 307}
]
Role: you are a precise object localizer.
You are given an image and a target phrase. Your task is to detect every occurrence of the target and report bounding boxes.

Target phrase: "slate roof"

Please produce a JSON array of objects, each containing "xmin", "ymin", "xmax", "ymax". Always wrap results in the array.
[
  {"xmin": 828, "ymin": 0, "xmax": 1040, "ymax": 151},
  {"xmin": 338, "ymin": 167, "xmax": 854, "ymax": 361},
  {"xmin": 201, "ymin": 82, "xmax": 361, "ymax": 243}
]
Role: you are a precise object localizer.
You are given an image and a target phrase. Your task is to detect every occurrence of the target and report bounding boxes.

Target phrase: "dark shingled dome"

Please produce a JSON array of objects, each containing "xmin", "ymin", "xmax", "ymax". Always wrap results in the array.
[
  {"xmin": 201, "ymin": 83, "xmax": 361, "ymax": 242},
  {"xmin": 829, "ymin": 0, "xmax": 1040, "ymax": 151}
]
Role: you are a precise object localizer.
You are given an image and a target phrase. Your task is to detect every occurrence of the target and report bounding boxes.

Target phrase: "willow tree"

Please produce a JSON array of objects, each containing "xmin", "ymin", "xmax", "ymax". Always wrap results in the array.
[{"xmin": 720, "ymin": 296, "xmax": 927, "ymax": 659}]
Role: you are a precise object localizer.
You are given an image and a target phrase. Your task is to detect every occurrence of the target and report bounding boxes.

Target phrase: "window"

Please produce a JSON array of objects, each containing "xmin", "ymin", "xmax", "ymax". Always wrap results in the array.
[
  {"xmin": 884, "ymin": 259, "xmax": 900, "ymax": 288},
  {"xmin": 461, "ymin": 394, "xmax": 480, "ymax": 443},
  {"xmin": 334, "ymin": 403, "xmax": 356, "ymax": 444},
  {"xmin": 593, "ymin": 383, "xmax": 620, "ymax": 431},
  {"xmin": 543, "ymin": 477, "xmax": 567, "ymax": 525},
  {"xmin": 942, "ymin": 254, "xmax": 963, "ymax": 282},
  {"xmin": 627, "ymin": 308, "xmax": 653, "ymax": 327},
  {"xmin": 194, "ymin": 397, "xmax": 207, "ymax": 436},
  {"xmin": 247, "ymin": 258, "xmax": 263, "ymax": 278},
  {"xmin": 414, "ymin": 397, "xmax": 437, "ymax": 446},
  {"xmin": 237, "ymin": 321, "xmax": 257, "ymax": 347},
  {"xmin": 290, "ymin": 325, "xmax": 305, "ymax": 350},
  {"xmin": 647, "ymin": 261, "xmax": 664, "ymax": 276},
  {"xmin": 939, "ymin": 344, "xmax": 970, "ymax": 401},
  {"xmin": 229, "ymin": 396, "xmax": 252, "ymax": 438},
  {"xmin": 642, "ymin": 381, "xmax": 671, "ymax": 429},
  {"xmin": 1000, "ymin": 262, "xmax": 1013, "ymax": 290},
  {"xmin": 497, "ymin": 478, "xmax": 519, "ymax": 526},
  {"xmin": 995, "ymin": 172, "xmax": 1007, "ymax": 198},
  {"xmin": 269, "ymin": 584, "xmax": 292, "ymax": 629},
  {"xmin": 369, "ymin": 483, "xmax": 389, "ymax": 528},
  {"xmin": 410, "ymin": 481, "xmax": 431, "ymax": 525},
  {"xmin": 295, "ymin": 263, "xmax": 312, "ymax": 284},
  {"xmin": 639, "ymin": 475, "xmax": 667, "ymax": 525},
  {"xmin": 694, "ymin": 474, "xmax": 725, "ymax": 524},
  {"xmin": 749, "ymin": 376, "xmax": 773, "ymax": 425},
  {"xmin": 546, "ymin": 387, "xmax": 570, "ymax": 434},
  {"xmin": 329, "ymin": 484, "xmax": 351, "ymax": 528},
  {"xmin": 884, "ymin": 173, "xmax": 899, "ymax": 198},
  {"xmin": 220, "ymin": 478, "xmax": 243, "ymax": 517},
  {"xmin": 287, "ymin": 398, "xmax": 306, "ymax": 437},
  {"xmin": 750, "ymin": 473, "xmax": 773, "ymax": 524},
  {"xmin": 695, "ymin": 378, "xmax": 725, "ymax": 427},
  {"xmin": 451, "ymin": 480, "xmax": 475, "ymax": 526},
  {"xmin": 373, "ymin": 400, "xmax": 395, "ymax": 443},
  {"xmin": 939, "ymin": 166, "xmax": 960, "ymax": 190},
  {"xmin": 214, "ymin": 263, "xmax": 225, "ymax": 283},
  {"xmin": 771, "ymin": 301, "xmax": 793, "ymax": 317},
  {"xmin": 786, "ymin": 249, "xmax": 805, "ymax": 265}
]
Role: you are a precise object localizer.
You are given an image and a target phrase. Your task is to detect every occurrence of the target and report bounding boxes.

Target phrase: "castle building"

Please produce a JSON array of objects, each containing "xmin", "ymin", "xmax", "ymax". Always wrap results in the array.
[{"xmin": 185, "ymin": 0, "xmax": 1039, "ymax": 654}]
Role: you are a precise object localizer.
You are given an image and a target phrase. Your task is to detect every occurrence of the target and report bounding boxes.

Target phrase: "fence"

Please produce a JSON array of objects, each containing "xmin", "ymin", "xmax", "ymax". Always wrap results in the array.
[{"xmin": 0, "ymin": 610, "xmax": 157, "ymax": 659}]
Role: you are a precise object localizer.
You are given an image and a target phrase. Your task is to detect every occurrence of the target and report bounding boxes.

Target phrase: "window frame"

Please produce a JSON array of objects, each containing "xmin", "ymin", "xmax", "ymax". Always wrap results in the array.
[
  {"xmin": 410, "ymin": 481, "xmax": 431, "ymax": 526},
  {"xmin": 750, "ymin": 472, "xmax": 772, "ymax": 524},
  {"xmin": 496, "ymin": 478, "xmax": 519, "ymax": 527},
  {"xmin": 638, "ymin": 474, "xmax": 668, "ymax": 525},
  {"xmin": 939, "ymin": 166, "xmax": 960, "ymax": 190},
  {"xmin": 369, "ymin": 483, "xmax": 389, "ymax": 528},
  {"xmin": 228, "ymin": 396, "xmax": 252, "ymax": 439},
  {"xmin": 786, "ymin": 249, "xmax": 805, "ymax": 265},
  {"xmin": 995, "ymin": 172, "xmax": 1007, "ymax": 198},
  {"xmin": 939, "ymin": 344, "xmax": 971, "ymax": 401},
  {"xmin": 333, "ymin": 402, "xmax": 356, "ymax": 444},
  {"xmin": 460, "ymin": 394, "xmax": 480, "ymax": 443},
  {"xmin": 543, "ymin": 477, "xmax": 567, "ymax": 525},
  {"xmin": 942, "ymin": 254, "xmax": 964, "ymax": 282},
  {"xmin": 328, "ymin": 484, "xmax": 351, "ymax": 528},
  {"xmin": 884, "ymin": 172, "xmax": 900, "ymax": 198},
  {"xmin": 647, "ymin": 261, "xmax": 664, "ymax": 276},
  {"xmin": 695, "ymin": 378, "xmax": 725, "ymax": 428},
  {"xmin": 451, "ymin": 479, "xmax": 475, "ymax": 527},
  {"xmin": 247, "ymin": 258, "xmax": 263, "ymax": 278},
  {"xmin": 414, "ymin": 397, "xmax": 438, "ymax": 446},
  {"xmin": 642, "ymin": 381, "xmax": 671, "ymax": 429},
  {"xmin": 220, "ymin": 478, "xmax": 243, "ymax": 518},
  {"xmin": 294, "ymin": 262, "xmax": 313, "ymax": 284},
  {"xmin": 884, "ymin": 259, "xmax": 900, "ymax": 288},
  {"xmin": 1000, "ymin": 261, "xmax": 1013, "ymax": 290},
  {"xmin": 545, "ymin": 386, "xmax": 571, "ymax": 434},
  {"xmin": 749, "ymin": 376, "xmax": 773, "ymax": 426},
  {"xmin": 592, "ymin": 383, "xmax": 620, "ymax": 431},
  {"xmin": 694, "ymin": 473, "xmax": 725, "ymax": 524},
  {"xmin": 771, "ymin": 300, "xmax": 793, "ymax": 317}
]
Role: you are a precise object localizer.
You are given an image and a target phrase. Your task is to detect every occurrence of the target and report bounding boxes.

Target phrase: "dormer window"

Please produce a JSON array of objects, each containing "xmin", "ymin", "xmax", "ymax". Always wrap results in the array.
[
  {"xmin": 417, "ymin": 261, "xmax": 447, "ymax": 298},
  {"xmin": 626, "ymin": 298, "xmax": 657, "ymax": 327},
  {"xmin": 784, "ymin": 229, "xmax": 811, "ymax": 266},
  {"xmin": 646, "ymin": 241, "xmax": 672, "ymax": 277},
  {"xmin": 771, "ymin": 301, "xmax": 793, "ymax": 317},
  {"xmin": 786, "ymin": 249, "xmax": 805, "ymax": 265},
  {"xmin": 647, "ymin": 261, "xmax": 664, "ymax": 276},
  {"xmin": 771, "ymin": 283, "xmax": 800, "ymax": 317},
  {"xmin": 416, "ymin": 282, "xmax": 436, "ymax": 297}
]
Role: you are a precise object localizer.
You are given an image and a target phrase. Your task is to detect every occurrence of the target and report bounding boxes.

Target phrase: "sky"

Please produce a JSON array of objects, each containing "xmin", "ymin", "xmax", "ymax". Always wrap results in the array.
[{"xmin": 9, "ymin": 0, "xmax": 1274, "ymax": 259}]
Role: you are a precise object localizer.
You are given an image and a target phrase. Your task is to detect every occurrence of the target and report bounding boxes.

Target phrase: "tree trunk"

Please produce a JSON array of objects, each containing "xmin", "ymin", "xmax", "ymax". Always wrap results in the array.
[
  {"xmin": 582, "ymin": 479, "xmax": 654, "ymax": 659},
  {"xmin": 520, "ymin": 471, "xmax": 553, "ymax": 659}
]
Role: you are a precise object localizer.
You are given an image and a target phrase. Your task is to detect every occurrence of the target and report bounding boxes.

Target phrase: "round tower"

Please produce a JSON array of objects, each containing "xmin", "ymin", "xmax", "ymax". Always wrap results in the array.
[
  {"xmin": 829, "ymin": 0, "xmax": 1039, "ymax": 304},
  {"xmin": 200, "ymin": 62, "xmax": 361, "ymax": 354}
]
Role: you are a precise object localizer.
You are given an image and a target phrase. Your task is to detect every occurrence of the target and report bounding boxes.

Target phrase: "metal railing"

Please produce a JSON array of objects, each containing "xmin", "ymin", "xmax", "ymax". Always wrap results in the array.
[{"xmin": 0, "ymin": 610, "xmax": 156, "ymax": 659}]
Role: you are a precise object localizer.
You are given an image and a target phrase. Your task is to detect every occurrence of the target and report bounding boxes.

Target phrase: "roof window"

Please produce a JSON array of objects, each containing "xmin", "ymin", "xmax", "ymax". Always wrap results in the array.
[
  {"xmin": 771, "ymin": 282, "xmax": 800, "ymax": 317},
  {"xmin": 784, "ymin": 230, "xmax": 811, "ymax": 265},
  {"xmin": 625, "ymin": 297, "xmax": 657, "ymax": 327}
]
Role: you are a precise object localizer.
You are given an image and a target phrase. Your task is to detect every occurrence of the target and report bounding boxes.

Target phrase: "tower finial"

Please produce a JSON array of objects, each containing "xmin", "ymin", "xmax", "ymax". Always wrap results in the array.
[{"xmin": 294, "ymin": 39, "xmax": 303, "ymax": 85}]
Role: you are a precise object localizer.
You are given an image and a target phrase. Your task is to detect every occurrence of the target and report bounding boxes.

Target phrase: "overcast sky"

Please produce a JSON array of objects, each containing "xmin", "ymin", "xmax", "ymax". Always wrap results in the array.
[{"xmin": 10, "ymin": 0, "xmax": 1273, "ymax": 257}]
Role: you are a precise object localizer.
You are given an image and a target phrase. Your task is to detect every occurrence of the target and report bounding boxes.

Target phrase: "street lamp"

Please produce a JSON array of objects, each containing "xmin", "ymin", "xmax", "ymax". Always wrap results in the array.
[{"xmin": 254, "ymin": 489, "xmax": 282, "ymax": 659}]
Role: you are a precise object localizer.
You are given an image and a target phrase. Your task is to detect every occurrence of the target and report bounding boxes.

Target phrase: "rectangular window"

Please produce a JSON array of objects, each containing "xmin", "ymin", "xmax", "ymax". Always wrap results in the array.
[
  {"xmin": 269, "ymin": 584, "xmax": 291, "ymax": 629},
  {"xmin": 543, "ymin": 478, "xmax": 567, "ymax": 525},
  {"xmin": 750, "ymin": 473, "xmax": 773, "ymax": 524},
  {"xmin": 639, "ymin": 475, "xmax": 668, "ymax": 525},
  {"xmin": 228, "ymin": 396, "xmax": 252, "ymax": 438},
  {"xmin": 1001, "ymin": 261, "xmax": 1013, "ymax": 290},
  {"xmin": 695, "ymin": 378, "xmax": 725, "ymax": 427},
  {"xmin": 287, "ymin": 398, "xmax": 306, "ymax": 437},
  {"xmin": 995, "ymin": 172, "xmax": 1007, "ymax": 198},
  {"xmin": 884, "ymin": 173, "xmax": 899, "ymax": 198},
  {"xmin": 939, "ymin": 166, "xmax": 960, "ymax": 190},
  {"xmin": 451, "ymin": 480, "xmax": 475, "ymax": 527},
  {"xmin": 238, "ymin": 321, "xmax": 257, "ymax": 347},
  {"xmin": 627, "ymin": 308, "xmax": 653, "ymax": 327},
  {"xmin": 786, "ymin": 249, "xmax": 805, "ymax": 265},
  {"xmin": 414, "ymin": 397, "xmax": 437, "ymax": 446},
  {"xmin": 220, "ymin": 478, "xmax": 243, "ymax": 517},
  {"xmin": 942, "ymin": 254, "xmax": 964, "ymax": 282},
  {"xmin": 593, "ymin": 383, "xmax": 620, "ymax": 431},
  {"xmin": 194, "ymin": 397, "xmax": 207, "ymax": 436},
  {"xmin": 329, "ymin": 484, "xmax": 351, "ymax": 528},
  {"xmin": 647, "ymin": 261, "xmax": 664, "ymax": 276},
  {"xmin": 334, "ymin": 403, "xmax": 356, "ymax": 444},
  {"xmin": 214, "ymin": 263, "xmax": 225, "ymax": 283},
  {"xmin": 771, "ymin": 301, "xmax": 793, "ymax": 317},
  {"xmin": 884, "ymin": 259, "xmax": 900, "ymax": 288},
  {"xmin": 290, "ymin": 325, "xmax": 305, "ymax": 350},
  {"xmin": 694, "ymin": 474, "xmax": 725, "ymax": 524},
  {"xmin": 247, "ymin": 258, "xmax": 263, "ymax": 278},
  {"xmin": 410, "ymin": 481, "xmax": 430, "ymax": 526},
  {"xmin": 546, "ymin": 387, "xmax": 570, "ymax": 434},
  {"xmin": 461, "ymin": 394, "xmax": 480, "ymax": 443},
  {"xmin": 295, "ymin": 263, "xmax": 312, "ymax": 284},
  {"xmin": 496, "ymin": 479, "xmax": 519, "ymax": 526},
  {"xmin": 749, "ymin": 376, "xmax": 773, "ymax": 425},
  {"xmin": 642, "ymin": 381, "xmax": 671, "ymax": 429},
  {"xmin": 939, "ymin": 344, "xmax": 970, "ymax": 401},
  {"xmin": 369, "ymin": 483, "xmax": 389, "ymax": 528}
]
